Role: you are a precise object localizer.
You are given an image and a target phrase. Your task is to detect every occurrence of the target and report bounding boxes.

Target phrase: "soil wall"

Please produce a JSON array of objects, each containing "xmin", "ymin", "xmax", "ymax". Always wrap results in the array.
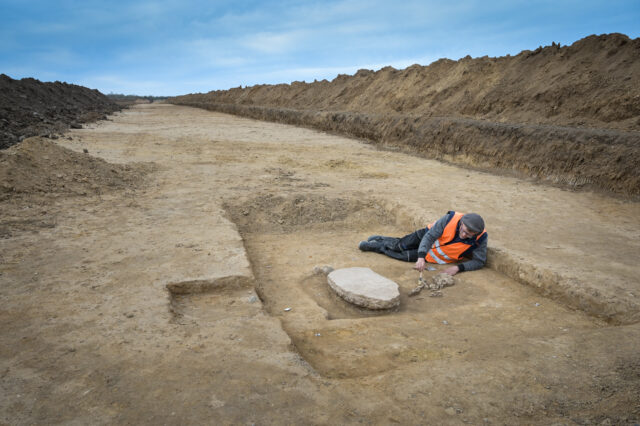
[
  {"xmin": 171, "ymin": 33, "xmax": 640, "ymax": 197},
  {"xmin": 0, "ymin": 74, "xmax": 121, "ymax": 149}
]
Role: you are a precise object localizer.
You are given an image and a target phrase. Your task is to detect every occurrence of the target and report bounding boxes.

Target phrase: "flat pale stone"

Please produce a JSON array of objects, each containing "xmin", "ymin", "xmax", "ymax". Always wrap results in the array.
[{"xmin": 327, "ymin": 267, "xmax": 400, "ymax": 309}]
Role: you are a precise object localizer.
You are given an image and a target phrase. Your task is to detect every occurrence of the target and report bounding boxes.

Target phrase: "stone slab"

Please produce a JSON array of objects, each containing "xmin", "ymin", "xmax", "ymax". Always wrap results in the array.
[{"xmin": 327, "ymin": 267, "xmax": 400, "ymax": 309}]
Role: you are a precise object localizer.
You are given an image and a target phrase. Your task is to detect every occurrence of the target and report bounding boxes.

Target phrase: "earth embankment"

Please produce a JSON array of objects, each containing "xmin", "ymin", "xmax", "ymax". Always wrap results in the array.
[
  {"xmin": 0, "ymin": 74, "xmax": 121, "ymax": 149},
  {"xmin": 171, "ymin": 33, "xmax": 640, "ymax": 197}
]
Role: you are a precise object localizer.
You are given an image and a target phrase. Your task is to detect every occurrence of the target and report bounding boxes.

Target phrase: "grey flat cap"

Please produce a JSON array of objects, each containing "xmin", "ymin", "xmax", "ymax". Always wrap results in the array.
[{"xmin": 461, "ymin": 213, "xmax": 484, "ymax": 233}]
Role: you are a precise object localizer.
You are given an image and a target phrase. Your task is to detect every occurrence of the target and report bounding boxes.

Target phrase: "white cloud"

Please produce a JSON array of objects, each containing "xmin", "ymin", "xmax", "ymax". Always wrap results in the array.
[
  {"xmin": 239, "ymin": 30, "xmax": 304, "ymax": 55},
  {"xmin": 179, "ymin": 38, "xmax": 250, "ymax": 68},
  {"xmin": 29, "ymin": 47, "xmax": 81, "ymax": 68},
  {"xmin": 214, "ymin": 54, "xmax": 440, "ymax": 89},
  {"xmin": 84, "ymin": 74, "xmax": 172, "ymax": 95},
  {"xmin": 206, "ymin": 7, "xmax": 270, "ymax": 29},
  {"xmin": 2, "ymin": 67, "xmax": 63, "ymax": 83}
]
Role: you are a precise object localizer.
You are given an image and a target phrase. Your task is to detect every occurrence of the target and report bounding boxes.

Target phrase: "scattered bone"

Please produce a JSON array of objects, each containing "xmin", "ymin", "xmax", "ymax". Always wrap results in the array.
[
  {"xmin": 408, "ymin": 284, "xmax": 426, "ymax": 297},
  {"xmin": 431, "ymin": 273, "xmax": 455, "ymax": 289},
  {"xmin": 313, "ymin": 265, "xmax": 334, "ymax": 275},
  {"xmin": 409, "ymin": 272, "xmax": 455, "ymax": 297}
]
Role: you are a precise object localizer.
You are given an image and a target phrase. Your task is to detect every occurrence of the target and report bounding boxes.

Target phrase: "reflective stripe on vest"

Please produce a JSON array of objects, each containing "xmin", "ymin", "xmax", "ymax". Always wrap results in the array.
[
  {"xmin": 427, "ymin": 240, "xmax": 452, "ymax": 264},
  {"xmin": 424, "ymin": 212, "xmax": 485, "ymax": 264},
  {"xmin": 427, "ymin": 249, "xmax": 448, "ymax": 264}
]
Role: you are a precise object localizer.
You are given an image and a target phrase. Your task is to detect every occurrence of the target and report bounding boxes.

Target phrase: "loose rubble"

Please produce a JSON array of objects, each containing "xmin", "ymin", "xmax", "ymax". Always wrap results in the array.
[{"xmin": 313, "ymin": 265, "xmax": 334, "ymax": 275}]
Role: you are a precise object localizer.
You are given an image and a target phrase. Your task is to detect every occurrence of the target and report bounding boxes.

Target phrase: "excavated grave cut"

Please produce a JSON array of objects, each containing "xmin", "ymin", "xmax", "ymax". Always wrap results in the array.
[{"xmin": 225, "ymin": 193, "xmax": 604, "ymax": 379}]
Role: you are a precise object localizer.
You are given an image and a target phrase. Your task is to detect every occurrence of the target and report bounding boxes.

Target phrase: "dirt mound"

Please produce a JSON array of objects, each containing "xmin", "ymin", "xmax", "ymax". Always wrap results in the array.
[
  {"xmin": 0, "ymin": 137, "xmax": 152, "ymax": 200},
  {"xmin": 174, "ymin": 34, "xmax": 640, "ymax": 130},
  {"xmin": 0, "ymin": 137, "xmax": 154, "ymax": 238},
  {"xmin": 0, "ymin": 74, "xmax": 121, "ymax": 149},
  {"xmin": 171, "ymin": 33, "xmax": 640, "ymax": 198},
  {"xmin": 225, "ymin": 193, "xmax": 392, "ymax": 233}
]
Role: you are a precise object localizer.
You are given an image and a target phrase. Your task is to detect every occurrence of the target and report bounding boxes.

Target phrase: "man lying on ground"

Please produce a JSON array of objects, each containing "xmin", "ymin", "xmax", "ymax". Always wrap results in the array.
[{"xmin": 358, "ymin": 211, "xmax": 487, "ymax": 276}]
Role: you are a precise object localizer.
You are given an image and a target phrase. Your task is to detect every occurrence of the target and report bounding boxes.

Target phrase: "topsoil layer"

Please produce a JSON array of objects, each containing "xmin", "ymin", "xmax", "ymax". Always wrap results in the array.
[
  {"xmin": 171, "ymin": 33, "xmax": 640, "ymax": 197},
  {"xmin": 0, "ymin": 74, "xmax": 121, "ymax": 149}
]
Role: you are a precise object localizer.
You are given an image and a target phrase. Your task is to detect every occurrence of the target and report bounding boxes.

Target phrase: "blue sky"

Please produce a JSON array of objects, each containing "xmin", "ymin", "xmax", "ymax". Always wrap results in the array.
[{"xmin": 1, "ymin": 0, "xmax": 638, "ymax": 96}]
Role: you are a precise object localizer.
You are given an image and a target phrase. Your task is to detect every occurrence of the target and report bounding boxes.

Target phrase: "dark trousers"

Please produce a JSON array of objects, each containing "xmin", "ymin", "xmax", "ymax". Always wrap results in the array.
[{"xmin": 376, "ymin": 228, "xmax": 428, "ymax": 262}]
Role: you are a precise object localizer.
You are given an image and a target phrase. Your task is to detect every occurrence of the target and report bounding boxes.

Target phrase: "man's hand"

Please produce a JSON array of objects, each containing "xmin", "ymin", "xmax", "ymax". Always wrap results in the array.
[
  {"xmin": 413, "ymin": 257, "xmax": 426, "ymax": 272},
  {"xmin": 443, "ymin": 265, "xmax": 460, "ymax": 276}
]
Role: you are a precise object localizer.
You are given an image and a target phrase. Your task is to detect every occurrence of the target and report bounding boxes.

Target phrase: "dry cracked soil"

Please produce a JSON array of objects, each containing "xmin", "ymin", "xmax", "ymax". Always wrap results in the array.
[{"xmin": 1, "ymin": 103, "xmax": 639, "ymax": 425}]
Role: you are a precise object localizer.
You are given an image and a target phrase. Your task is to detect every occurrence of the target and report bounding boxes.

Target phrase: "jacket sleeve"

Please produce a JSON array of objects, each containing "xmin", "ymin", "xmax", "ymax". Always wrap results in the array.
[
  {"xmin": 417, "ymin": 213, "xmax": 450, "ymax": 259},
  {"xmin": 458, "ymin": 233, "xmax": 488, "ymax": 272}
]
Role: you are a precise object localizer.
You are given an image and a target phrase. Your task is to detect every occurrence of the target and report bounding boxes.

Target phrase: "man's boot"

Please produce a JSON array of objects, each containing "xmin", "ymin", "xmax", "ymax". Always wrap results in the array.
[
  {"xmin": 358, "ymin": 240, "xmax": 384, "ymax": 252},
  {"xmin": 367, "ymin": 235, "xmax": 401, "ymax": 251},
  {"xmin": 367, "ymin": 235, "xmax": 385, "ymax": 242}
]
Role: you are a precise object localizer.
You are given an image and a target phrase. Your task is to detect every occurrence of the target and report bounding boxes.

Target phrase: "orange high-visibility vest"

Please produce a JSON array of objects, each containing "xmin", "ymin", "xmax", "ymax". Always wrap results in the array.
[{"xmin": 424, "ymin": 212, "xmax": 486, "ymax": 264}]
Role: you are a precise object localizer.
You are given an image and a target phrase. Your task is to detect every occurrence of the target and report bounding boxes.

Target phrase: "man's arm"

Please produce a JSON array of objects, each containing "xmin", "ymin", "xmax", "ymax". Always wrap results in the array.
[
  {"xmin": 414, "ymin": 213, "xmax": 450, "ymax": 271},
  {"xmin": 457, "ymin": 234, "xmax": 488, "ymax": 272},
  {"xmin": 417, "ymin": 213, "xmax": 450, "ymax": 258}
]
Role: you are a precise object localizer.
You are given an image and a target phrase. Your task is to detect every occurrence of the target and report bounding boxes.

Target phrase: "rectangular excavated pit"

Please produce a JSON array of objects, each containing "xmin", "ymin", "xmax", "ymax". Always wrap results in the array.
[{"xmin": 223, "ymin": 193, "xmax": 605, "ymax": 379}]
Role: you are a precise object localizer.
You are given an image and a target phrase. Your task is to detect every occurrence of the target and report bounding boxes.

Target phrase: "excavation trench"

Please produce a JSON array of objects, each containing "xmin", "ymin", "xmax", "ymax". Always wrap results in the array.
[
  {"xmin": 166, "ymin": 276, "xmax": 261, "ymax": 326},
  {"xmin": 222, "ymin": 193, "xmax": 605, "ymax": 379}
]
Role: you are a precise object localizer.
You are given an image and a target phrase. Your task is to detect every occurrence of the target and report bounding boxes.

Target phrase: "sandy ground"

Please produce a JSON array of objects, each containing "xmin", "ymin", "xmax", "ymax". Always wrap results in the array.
[{"xmin": 1, "ymin": 103, "xmax": 639, "ymax": 424}]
